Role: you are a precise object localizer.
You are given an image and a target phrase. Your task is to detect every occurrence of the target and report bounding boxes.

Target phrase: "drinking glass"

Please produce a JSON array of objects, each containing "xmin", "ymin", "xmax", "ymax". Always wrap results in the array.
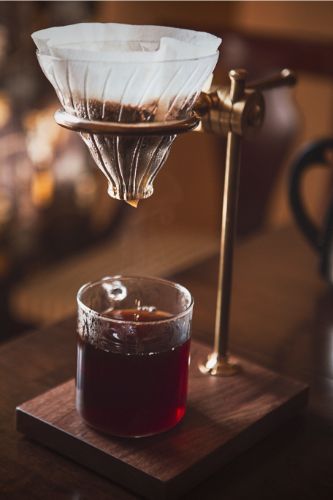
[{"xmin": 76, "ymin": 275, "xmax": 193, "ymax": 437}]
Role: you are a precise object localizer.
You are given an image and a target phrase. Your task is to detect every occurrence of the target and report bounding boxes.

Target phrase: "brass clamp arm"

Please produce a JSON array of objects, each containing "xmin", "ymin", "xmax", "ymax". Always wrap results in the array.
[{"xmin": 195, "ymin": 68, "xmax": 297, "ymax": 138}]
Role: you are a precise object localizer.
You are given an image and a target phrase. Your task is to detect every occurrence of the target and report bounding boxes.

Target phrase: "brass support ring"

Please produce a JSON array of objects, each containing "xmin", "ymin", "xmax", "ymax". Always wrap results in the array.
[{"xmin": 54, "ymin": 109, "xmax": 200, "ymax": 136}]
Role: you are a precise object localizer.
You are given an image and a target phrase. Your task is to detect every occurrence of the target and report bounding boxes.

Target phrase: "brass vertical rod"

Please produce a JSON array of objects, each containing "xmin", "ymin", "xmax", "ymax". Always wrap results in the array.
[
  {"xmin": 214, "ymin": 130, "xmax": 242, "ymax": 357},
  {"xmin": 200, "ymin": 69, "xmax": 246, "ymax": 376}
]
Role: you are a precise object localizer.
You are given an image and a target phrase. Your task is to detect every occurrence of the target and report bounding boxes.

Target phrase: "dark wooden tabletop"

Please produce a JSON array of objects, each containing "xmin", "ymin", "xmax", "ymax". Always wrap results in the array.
[{"xmin": 1, "ymin": 225, "xmax": 333, "ymax": 499}]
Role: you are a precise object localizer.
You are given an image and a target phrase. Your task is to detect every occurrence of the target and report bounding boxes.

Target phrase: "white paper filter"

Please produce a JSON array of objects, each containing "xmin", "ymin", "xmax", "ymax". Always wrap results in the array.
[{"xmin": 32, "ymin": 23, "xmax": 221, "ymax": 203}]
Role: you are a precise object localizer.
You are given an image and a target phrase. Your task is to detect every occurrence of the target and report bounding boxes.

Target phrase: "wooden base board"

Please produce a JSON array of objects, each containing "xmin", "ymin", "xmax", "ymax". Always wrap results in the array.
[{"xmin": 16, "ymin": 340, "xmax": 308, "ymax": 499}]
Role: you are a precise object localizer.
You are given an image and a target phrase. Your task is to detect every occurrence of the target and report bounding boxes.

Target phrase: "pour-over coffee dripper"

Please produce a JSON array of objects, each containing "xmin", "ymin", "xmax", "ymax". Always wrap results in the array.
[{"xmin": 34, "ymin": 23, "xmax": 220, "ymax": 206}]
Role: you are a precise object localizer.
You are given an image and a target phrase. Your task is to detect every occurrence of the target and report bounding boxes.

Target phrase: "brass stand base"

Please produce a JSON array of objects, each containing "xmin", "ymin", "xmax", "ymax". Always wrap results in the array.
[{"xmin": 199, "ymin": 352, "xmax": 241, "ymax": 376}]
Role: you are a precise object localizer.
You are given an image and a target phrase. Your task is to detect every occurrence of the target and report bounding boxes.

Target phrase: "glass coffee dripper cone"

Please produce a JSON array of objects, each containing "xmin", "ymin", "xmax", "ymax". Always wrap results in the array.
[{"xmin": 37, "ymin": 54, "xmax": 218, "ymax": 205}]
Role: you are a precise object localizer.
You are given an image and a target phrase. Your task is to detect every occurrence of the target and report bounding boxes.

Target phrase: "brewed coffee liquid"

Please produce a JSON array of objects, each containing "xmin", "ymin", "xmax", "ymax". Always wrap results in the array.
[{"xmin": 76, "ymin": 308, "xmax": 190, "ymax": 437}]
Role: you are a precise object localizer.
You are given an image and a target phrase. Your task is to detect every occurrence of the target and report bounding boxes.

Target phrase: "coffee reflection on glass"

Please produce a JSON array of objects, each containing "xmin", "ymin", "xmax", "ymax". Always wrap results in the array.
[{"xmin": 76, "ymin": 276, "xmax": 193, "ymax": 438}]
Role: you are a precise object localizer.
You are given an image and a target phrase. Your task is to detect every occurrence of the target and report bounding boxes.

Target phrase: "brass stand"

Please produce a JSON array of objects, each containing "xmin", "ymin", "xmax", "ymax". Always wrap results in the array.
[
  {"xmin": 198, "ymin": 68, "xmax": 296, "ymax": 375},
  {"xmin": 54, "ymin": 68, "xmax": 297, "ymax": 377},
  {"xmin": 198, "ymin": 70, "xmax": 247, "ymax": 376}
]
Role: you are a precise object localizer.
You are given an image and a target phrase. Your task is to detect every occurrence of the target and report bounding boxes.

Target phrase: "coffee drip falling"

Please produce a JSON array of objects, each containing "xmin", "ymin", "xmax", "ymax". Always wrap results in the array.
[{"xmin": 32, "ymin": 23, "xmax": 221, "ymax": 205}]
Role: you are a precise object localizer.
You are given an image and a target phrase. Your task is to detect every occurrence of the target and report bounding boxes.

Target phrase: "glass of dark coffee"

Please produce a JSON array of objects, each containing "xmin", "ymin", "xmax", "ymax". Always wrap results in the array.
[{"xmin": 76, "ymin": 275, "xmax": 193, "ymax": 438}]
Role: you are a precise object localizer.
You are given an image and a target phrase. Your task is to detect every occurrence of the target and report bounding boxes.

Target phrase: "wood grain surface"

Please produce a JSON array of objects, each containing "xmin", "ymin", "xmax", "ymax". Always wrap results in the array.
[
  {"xmin": 16, "ymin": 341, "xmax": 307, "ymax": 499},
  {"xmin": 2, "ymin": 226, "xmax": 333, "ymax": 499}
]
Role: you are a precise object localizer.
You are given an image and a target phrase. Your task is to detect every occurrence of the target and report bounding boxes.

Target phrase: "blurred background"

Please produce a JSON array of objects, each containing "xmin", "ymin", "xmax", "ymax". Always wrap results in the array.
[{"xmin": 0, "ymin": 1, "xmax": 332, "ymax": 340}]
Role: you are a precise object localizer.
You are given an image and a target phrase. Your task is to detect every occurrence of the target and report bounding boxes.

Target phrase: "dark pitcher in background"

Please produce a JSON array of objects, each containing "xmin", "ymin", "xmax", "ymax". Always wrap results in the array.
[{"xmin": 289, "ymin": 138, "xmax": 333, "ymax": 284}]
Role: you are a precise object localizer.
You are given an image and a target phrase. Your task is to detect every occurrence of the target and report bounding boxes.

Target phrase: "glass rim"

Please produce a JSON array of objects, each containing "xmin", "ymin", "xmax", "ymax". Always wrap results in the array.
[
  {"xmin": 77, "ymin": 274, "xmax": 194, "ymax": 325},
  {"xmin": 36, "ymin": 50, "xmax": 219, "ymax": 66}
]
